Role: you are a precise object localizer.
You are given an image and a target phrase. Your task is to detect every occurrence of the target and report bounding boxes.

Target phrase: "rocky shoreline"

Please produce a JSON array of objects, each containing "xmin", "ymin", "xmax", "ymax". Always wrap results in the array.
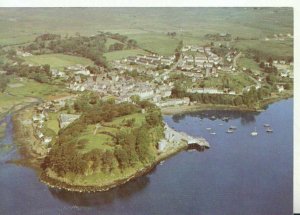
[{"xmin": 10, "ymin": 93, "xmax": 291, "ymax": 193}]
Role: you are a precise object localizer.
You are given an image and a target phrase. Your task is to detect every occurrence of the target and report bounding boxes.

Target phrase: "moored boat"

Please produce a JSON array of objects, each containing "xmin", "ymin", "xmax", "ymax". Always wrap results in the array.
[
  {"xmin": 251, "ymin": 127, "xmax": 258, "ymax": 136},
  {"xmin": 226, "ymin": 128, "xmax": 234, "ymax": 133},
  {"xmin": 266, "ymin": 127, "xmax": 273, "ymax": 132},
  {"xmin": 229, "ymin": 125, "xmax": 237, "ymax": 130}
]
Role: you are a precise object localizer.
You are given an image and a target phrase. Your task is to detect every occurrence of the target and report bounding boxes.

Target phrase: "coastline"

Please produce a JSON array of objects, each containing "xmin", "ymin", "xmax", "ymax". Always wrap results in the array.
[
  {"xmin": 161, "ymin": 103, "xmax": 257, "ymax": 115},
  {"xmin": 40, "ymin": 143, "xmax": 188, "ymax": 192},
  {"xmin": 161, "ymin": 93, "xmax": 293, "ymax": 115},
  {"xmin": 9, "ymin": 92, "xmax": 292, "ymax": 193}
]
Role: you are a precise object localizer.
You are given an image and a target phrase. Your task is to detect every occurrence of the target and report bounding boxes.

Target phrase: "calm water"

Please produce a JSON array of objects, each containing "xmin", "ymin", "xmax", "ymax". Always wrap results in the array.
[{"xmin": 0, "ymin": 99, "xmax": 293, "ymax": 215}]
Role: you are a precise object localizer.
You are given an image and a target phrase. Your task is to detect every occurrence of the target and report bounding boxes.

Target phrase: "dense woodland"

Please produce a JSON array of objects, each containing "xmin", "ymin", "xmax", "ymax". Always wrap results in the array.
[{"xmin": 41, "ymin": 95, "xmax": 164, "ymax": 177}]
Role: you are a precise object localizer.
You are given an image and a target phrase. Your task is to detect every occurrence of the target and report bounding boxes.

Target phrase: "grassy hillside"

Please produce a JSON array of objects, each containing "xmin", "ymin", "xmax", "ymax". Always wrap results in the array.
[
  {"xmin": 0, "ymin": 8, "xmax": 293, "ymax": 52},
  {"xmin": 232, "ymin": 39, "xmax": 293, "ymax": 58}
]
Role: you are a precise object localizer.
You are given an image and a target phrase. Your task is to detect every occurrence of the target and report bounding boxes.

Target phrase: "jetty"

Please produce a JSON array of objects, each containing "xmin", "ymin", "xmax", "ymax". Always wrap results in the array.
[{"xmin": 159, "ymin": 124, "xmax": 210, "ymax": 153}]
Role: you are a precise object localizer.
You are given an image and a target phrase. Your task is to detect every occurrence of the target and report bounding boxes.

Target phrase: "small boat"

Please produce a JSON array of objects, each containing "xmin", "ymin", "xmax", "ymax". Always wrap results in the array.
[
  {"xmin": 206, "ymin": 127, "xmax": 212, "ymax": 130},
  {"xmin": 218, "ymin": 123, "xmax": 223, "ymax": 126},
  {"xmin": 226, "ymin": 128, "xmax": 234, "ymax": 133},
  {"xmin": 266, "ymin": 127, "xmax": 273, "ymax": 133},
  {"xmin": 159, "ymin": 161, "xmax": 165, "ymax": 165},
  {"xmin": 230, "ymin": 125, "xmax": 237, "ymax": 130},
  {"xmin": 211, "ymin": 116, "xmax": 216, "ymax": 120},
  {"xmin": 251, "ymin": 127, "xmax": 258, "ymax": 136},
  {"xmin": 264, "ymin": 124, "xmax": 270, "ymax": 127},
  {"xmin": 210, "ymin": 132, "xmax": 216, "ymax": 135},
  {"xmin": 222, "ymin": 117, "xmax": 229, "ymax": 121}
]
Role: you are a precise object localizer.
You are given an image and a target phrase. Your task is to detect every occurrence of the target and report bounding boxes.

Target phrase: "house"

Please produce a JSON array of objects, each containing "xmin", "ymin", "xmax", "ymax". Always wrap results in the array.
[
  {"xmin": 277, "ymin": 85, "xmax": 284, "ymax": 93},
  {"xmin": 59, "ymin": 113, "xmax": 81, "ymax": 129},
  {"xmin": 74, "ymin": 69, "xmax": 90, "ymax": 76},
  {"xmin": 187, "ymin": 88, "xmax": 223, "ymax": 94},
  {"xmin": 36, "ymin": 131, "xmax": 44, "ymax": 139},
  {"xmin": 51, "ymin": 69, "xmax": 66, "ymax": 78},
  {"xmin": 32, "ymin": 113, "xmax": 46, "ymax": 123},
  {"xmin": 43, "ymin": 136, "xmax": 52, "ymax": 144},
  {"xmin": 280, "ymin": 70, "xmax": 289, "ymax": 78},
  {"xmin": 16, "ymin": 50, "xmax": 32, "ymax": 57},
  {"xmin": 74, "ymin": 76, "xmax": 82, "ymax": 83}
]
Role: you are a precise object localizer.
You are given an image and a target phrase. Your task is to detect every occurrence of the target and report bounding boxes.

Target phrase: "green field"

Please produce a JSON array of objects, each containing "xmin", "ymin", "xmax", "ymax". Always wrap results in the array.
[
  {"xmin": 6, "ymin": 78, "xmax": 64, "ymax": 98},
  {"xmin": 23, "ymin": 54, "xmax": 94, "ymax": 69},
  {"xmin": 106, "ymin": 113, "xmax": 145, "ymax": 127},
  {"xmin": 227, "ymin": 73, "xmax": 256, "ymax": 92},
  {"xmin": 0, "ymin": 77, "xmax": 67, "ymax": 115},
  {"xmin": 45, "ymin": 112, "xmax": 60, "ymax": 134},
  {"xmin": 76, "ymin": 113, "xmax": 145, "ymax": 154},
  {"xmin": 128, "ymin": 33, "xmax": 179, "ymax": 56},
  {"xmin": 237, "ymin": 57, "xmax": 261, "ymax": 71},
  {"xmin": 105, "ymin": 38, "xmax": 124, "ymax": 50},
  {"xmin": 104, "ymin": 49, "xmax": 148, "ymax": 61},
  {"xmin": 79, "ymin": 125, "xmax": 114, "ymax": 154},
  {"xmin": 232, "ymin": 39, "xmax": 293, "ymax": 58},
  {"xmin": 0, "ymin": 8, "xmax": 293, "ymax": 61}
]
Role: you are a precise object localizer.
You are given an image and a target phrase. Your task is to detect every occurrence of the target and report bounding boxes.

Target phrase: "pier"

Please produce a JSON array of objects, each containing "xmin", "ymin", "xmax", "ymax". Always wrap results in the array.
[{"xmin": 159, "ymin": 124, "xmax": 210, "ymax": 153}]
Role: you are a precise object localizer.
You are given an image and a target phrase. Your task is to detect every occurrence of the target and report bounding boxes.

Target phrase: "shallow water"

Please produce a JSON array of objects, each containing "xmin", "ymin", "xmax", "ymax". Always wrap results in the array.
[{"xmin": 0, "ymin": 99, "xmax": 293, "ymax": 215}]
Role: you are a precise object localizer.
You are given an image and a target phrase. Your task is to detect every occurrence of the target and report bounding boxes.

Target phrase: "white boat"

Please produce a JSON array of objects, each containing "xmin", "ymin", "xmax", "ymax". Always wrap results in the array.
[
  {"xmin": 206, "ymin": 127, "xmax": 212, "ymax": 130},
  {"xmin": 266, "ymin": 127, "xmax": 273, "ymax": 133},
  {"xmin": 222, "ymin": 117, "xmax": 229, "ymax": 121},
  {"xmin": 218, "ymin": 123, "xmax": 223, "ymax": 126},
  {"xmin": 159, "ymin": 161, "xmax": 165, "ymax": 165},
  {"xmin": 264, "ymin": 124, "xmax": 270, "ymax": 127},
  {"xmin": 251, "ymin": 127, "xmax": 258, "ymax": 136},
  {"xmin": 226, "ymin": 128, "xmax": 234, "ymax": 133},
  {"xmin": 210, "ymin": 132, "xmax": 216, "ymax": 135},
  {"xmin": 230, "ymin": 125, "xmax": 237, "ymax": 130}
]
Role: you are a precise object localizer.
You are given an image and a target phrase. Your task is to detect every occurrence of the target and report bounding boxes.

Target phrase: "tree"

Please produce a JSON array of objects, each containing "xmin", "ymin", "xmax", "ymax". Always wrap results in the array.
[
  {"xmin": 115, "ymin": 146, "xmax": 130, "ymax": 170},
  {"xmin": 145, "ymin": 109, "xmax": 162, "ymax": 127},
  {"xmin": 266, "ymin": 74, "xmax": 276, "ymax": 85},
  {"xmin": 259, "ymin": 62, "xmax": 265, "ymax": 68},
  {"xmin": 130, "ymin": 95, "xmax": 140, "ymax": 104},
  {"xmin": 0, "ymin": 75, "xmax": 9, "ymax": 92}
]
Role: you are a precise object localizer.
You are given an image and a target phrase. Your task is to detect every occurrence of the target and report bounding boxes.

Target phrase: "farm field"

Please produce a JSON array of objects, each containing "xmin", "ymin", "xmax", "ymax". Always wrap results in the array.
[
  {"xmin": 0, "ymin": 78, "xmax": 67, "ymax": 115},
  {"xmin": 23, "ymin": 54, "xmax": 94, "ymax": 69},
  {"xmin": 6, "ymin": 78, "xmax": 65, "ymax": 99},
  {"xmin": 127, "ymin": 33, "xmax": 180, "ymax": 56},
  {"xmin": 232, "ymin": 39, "xmax": 293, "ymax": 58},
  {"xmin": 237, "ymin": 57, "xmax": 261, "ymax": 71},
  {"xmin": 104, "ymin": 49, "xmax": 148, "ymax": 61}
]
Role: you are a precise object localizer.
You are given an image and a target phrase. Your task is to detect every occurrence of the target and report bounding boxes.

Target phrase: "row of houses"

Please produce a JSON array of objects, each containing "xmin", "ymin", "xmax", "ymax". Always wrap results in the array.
[
  {"xmin": 123, "ymin": 54, "xmax": 175, "ymax": 68},
  {"xmin": 187, "ymin": 87, "xmax": 236, "ymax": 95},
  {"xmin": 31, "ymin": 95, "xmax": 78, "ymax": 145},
  {"xmin": 181, "ymin": 45, "xmax": 211, "ymax": 53}
]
